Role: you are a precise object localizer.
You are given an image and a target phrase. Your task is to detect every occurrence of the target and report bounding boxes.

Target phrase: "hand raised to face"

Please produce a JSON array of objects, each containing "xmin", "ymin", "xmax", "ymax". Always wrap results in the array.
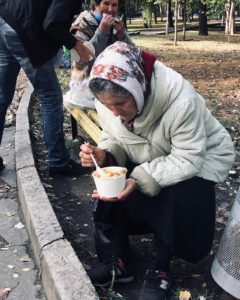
[{"xmin": 99, "ymin": 14, "xmax": 115, "ymax": 33}]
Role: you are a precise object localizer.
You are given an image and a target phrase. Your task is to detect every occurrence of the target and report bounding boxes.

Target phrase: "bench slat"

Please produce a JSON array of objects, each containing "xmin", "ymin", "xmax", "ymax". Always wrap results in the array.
[{"xmin": 69, "ymin": 108, "xmax": 101, "ymax": 144}]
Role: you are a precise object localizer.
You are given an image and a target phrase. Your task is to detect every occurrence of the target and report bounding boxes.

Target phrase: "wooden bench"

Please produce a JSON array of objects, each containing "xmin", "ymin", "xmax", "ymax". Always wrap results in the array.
[{"xmin": 68, "ymin": 108, "xmax": 102, "ymax": 144}]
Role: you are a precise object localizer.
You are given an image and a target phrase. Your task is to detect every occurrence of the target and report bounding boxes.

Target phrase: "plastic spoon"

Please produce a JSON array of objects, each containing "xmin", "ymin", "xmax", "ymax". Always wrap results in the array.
[{"xmin": 90, "ymin": 153, "xmax": 105, "ymax": 177}]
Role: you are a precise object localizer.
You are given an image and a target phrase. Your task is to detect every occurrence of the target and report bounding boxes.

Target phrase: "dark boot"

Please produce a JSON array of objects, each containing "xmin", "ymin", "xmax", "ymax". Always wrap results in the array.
[
  {"xmin": 48, "ymin": 159, "xmax": 84, "ymax": 176},
  {"xmin": 139, "ymin": 269, "xmax": 171, "ymax": 300},
  {"xmin": 88, "ymin": 258, "xmax": 134, "ymax": 287}
]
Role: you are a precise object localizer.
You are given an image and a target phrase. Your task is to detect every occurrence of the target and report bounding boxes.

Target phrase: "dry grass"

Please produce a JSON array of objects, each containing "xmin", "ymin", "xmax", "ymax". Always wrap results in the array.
[
  {"xmin": 132, "ymin": 32, "xmax": 240, "ymax": 161},
  {"xmin": 132, "ymin": 31, "xmax": 240, "ymax": 57}
]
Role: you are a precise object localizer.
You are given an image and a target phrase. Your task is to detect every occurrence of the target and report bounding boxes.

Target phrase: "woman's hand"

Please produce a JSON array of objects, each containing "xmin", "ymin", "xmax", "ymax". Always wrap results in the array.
[
  {"xmin": 79, "ymin": 143, "xmax": 106, "ymax": 167},
  {"xmin": 92, "ymin": 178, "xmax": 138, "ymax": 202},
  {"xmin": 73, "ymin": 40, "xmax": 95, "ymax": 64},
  {"xmin": 99, "ymin": 14, "xmax": 115, "ymax": 34},
  {"xmin": 113, "ymin": 18, "xmax": 125, "ymax": 40}
]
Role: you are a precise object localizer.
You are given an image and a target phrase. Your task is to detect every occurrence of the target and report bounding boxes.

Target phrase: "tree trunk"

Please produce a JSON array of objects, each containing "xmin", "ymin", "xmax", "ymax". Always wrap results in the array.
[
  {"xmin": 221, "ymin": 15, "xmax": 225, "ymax": 26},
  {"xmin": 178, "ymin": 3, "xmax": 181, "ymax": 18},
  {"xmin": 225, "ymin": 0, "xmax": 236, "ymax": 35},
  {"xmin": 182, "ymin": 0, "xmax": 186, "ymax": 41},
  {"xmin": 168, "ymin": 0, "xmax": 174, "ymax": 28},
  {"xmin": 198, "ymin": 0, "xmax": 208, "ymax": 36},
  {"xmin": 154, "ymin": 5, "xmax": 158, "ymax": 24},
  {"xmin": 166, "ymin": 1, "xmax": 169, "ymax": 34},
  {"xmin": 159, "ymin": 5, "xmax": 164, "ymax": 22},
  {"xmin": 174, "ymin": 0, "xmax": 178, "ymax": 46}
]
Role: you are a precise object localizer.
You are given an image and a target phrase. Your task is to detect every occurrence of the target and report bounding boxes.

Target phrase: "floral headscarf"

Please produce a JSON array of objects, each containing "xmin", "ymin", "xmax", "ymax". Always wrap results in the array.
[{"xmin": 89, "ymin": 41, "xmax": 147, "ymax": 114}]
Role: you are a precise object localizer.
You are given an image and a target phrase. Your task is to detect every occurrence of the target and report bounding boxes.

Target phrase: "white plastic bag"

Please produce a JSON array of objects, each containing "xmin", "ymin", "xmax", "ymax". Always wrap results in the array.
[{"xmin": 63, "ymin": 80, "xmax": 96, "ymax": 109}]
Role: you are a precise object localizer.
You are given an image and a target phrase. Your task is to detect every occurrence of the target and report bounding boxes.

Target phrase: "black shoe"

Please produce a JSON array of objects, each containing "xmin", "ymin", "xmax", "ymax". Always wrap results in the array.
[
  {"xmin": 139, "ymin": 269, "xmax": 171, "ymax": 300},
  {"xmin": 0, "ymin": 156, "xmax": 5, "ymax": 173},
  {"xmin": 87, "ymin": 258, "xmax": 134, "ymax": 287},
  {"xmin": 49, "ymin": 159, "xmax": 84, "ymax": 177}
]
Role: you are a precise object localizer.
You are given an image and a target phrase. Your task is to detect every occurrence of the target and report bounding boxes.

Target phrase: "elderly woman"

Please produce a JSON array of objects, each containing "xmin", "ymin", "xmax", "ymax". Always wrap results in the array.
[
  {"xmin": 64, "ymin": 0, "xmax": 133, "ymax": 109},
  {"xmin": 79, "ymin": 42, "xmax": 235, "ymax": 300},
  {"xmin": 69, "ymin": 0, "xmax": 132, "ymax": 85}
]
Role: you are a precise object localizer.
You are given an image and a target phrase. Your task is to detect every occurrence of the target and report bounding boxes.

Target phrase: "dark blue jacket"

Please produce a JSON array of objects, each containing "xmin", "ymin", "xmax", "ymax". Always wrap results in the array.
[{"xmin": 0, "ymin": 0, "xmax": 82, "ymax": 67}]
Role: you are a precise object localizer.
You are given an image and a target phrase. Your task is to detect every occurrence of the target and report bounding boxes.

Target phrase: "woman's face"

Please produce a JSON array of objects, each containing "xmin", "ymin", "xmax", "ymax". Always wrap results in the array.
[
  {"xmin": 97, "ymin": 91, "xmax": 138, "ymax": 123},
  {"xmin": 97, "ymin": 0, "xmax": 119, "ymax": 16}
]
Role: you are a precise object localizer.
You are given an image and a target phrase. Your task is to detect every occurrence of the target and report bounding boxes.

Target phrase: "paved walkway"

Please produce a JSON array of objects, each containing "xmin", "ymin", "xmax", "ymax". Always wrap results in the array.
[
  {"xmin": 0, "ymin": 127, "xmax": 46, "ymax": 300},
  {"xmin": 2, "ymin": 84, "xmax": 98, "ymax": 300},
  {"xmin": 128, "ymin": 21, "xmax": 221, "ymax": 35}
]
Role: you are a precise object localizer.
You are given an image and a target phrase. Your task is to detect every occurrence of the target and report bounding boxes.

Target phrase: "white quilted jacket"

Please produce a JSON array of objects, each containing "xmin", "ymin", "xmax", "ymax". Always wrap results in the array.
[{"xmin": 96, "ymin": 61, "xmax": 235, "ymax": 196}]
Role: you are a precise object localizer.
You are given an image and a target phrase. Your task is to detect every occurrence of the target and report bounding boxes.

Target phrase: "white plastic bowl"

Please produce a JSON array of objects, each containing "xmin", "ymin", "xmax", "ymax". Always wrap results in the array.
[{"xmin": 92, "ymin": 166, "xmax": 127, "ymax": 198}]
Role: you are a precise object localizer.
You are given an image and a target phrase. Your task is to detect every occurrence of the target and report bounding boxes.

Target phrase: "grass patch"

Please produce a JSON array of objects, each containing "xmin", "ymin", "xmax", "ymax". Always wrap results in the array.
[{"xmin": 131, "ymin": 32, "xmax": 240, "ymax": 62}]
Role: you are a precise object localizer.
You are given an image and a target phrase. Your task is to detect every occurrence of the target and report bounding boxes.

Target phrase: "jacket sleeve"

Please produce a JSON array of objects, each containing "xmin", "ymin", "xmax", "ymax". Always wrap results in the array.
[
  {"xmin": 43, "ymin": 0, "xmax": 81, "ymax": 49},
  {"xmin": 90, "ymin": 29, "xmax": 134, "ymax": 57},
  {"xmin": 120, "ymin": 31, "xmax": 134, "ymax": 45},
  {"xmin": 90, "ymin": 28, "xmax": 111, "ymax": 56},
  {"xmin": 130, "ymin": 99, "xmax": 207, "ymax": 196}
]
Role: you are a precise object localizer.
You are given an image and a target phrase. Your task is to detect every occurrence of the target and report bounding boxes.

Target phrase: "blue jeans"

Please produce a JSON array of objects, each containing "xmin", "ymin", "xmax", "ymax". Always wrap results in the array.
[{"xmin": 0, "ymin": 17, "xmax": 70, "ymax": 167}]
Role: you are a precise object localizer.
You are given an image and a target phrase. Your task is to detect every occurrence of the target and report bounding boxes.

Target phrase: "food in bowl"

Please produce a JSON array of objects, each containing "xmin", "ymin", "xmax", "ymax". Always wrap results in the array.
[
  {"xmin": 92, "ymin": 166, "xmax": 128, "ymax": 197},
  {"xmin": 92, "ymin": 167, "xmax": 127, "ymax": 178}
]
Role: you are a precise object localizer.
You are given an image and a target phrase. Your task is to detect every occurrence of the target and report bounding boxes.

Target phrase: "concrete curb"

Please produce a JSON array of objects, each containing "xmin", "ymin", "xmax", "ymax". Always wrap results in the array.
[{"xmin": 15, "ymin": 83, "xmax": 98, "ymax": 300}]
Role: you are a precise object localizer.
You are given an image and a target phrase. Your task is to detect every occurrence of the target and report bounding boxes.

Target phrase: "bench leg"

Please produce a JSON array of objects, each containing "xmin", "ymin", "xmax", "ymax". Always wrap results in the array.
[{"xmin": 71, "ymin": 115, "xmax": 78, "ymax": 140}]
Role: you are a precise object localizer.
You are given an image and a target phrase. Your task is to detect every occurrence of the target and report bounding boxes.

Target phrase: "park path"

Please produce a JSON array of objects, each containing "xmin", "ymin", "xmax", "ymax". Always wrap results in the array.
[
  {"xmin": 0, "ymin": 126, "xmax": 46, "ymax": 300},
  {"xmin": 128, "ymin": 20, "xmax": 222, "ymax": 35}
]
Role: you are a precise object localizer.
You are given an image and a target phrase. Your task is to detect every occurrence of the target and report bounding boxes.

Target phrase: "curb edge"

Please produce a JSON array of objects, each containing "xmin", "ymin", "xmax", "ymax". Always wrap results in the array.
[{"xmin": 15, "ymin": 83, "xmax": 98, "ymax": 300}]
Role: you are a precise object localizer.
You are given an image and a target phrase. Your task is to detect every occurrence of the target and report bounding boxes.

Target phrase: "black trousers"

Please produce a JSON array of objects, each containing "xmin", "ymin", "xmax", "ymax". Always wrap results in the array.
[{"xmin": 93, "ymin": 177, "xmax": 216, "ymax": 271}]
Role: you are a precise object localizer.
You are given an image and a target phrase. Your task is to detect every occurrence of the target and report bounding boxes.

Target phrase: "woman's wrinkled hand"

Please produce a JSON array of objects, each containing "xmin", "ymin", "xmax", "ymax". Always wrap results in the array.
[
  {"xmin": 92, "ymin": 178, "xmax": 138, "ymax": 202},
  {"xmin": 113, "ymin": 18, "xmax": 125, "ymax": 40},
  {"xmin": 79, "ymin": 143, "xmax": 106, "ymax": 168},
  {"xmin": 73, "ymin": 40, "xmax": 95, "ymax": 64},
  {"xmin": 99, "ymin": 14, "xmax": 115, "ymax": 34}
]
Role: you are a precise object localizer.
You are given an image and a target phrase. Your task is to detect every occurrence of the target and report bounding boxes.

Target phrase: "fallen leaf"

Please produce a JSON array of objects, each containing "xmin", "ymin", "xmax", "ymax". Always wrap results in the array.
[
  {"xmin": 191, "ymin": 274, "xmax": 201, "ymax": 277},
  {"xmin": 7, "ymin": 265, "xmax": 14, "ymax": 269},
  {"xmin": 4, "ymin": 212, "xmax": 17, "ymax": 217},
  {"xmin": 20, "ymin": 256, "xmax": 31, "ymax": 262},
  {"xmin": 42, "ymin": 183, "xmax": 52, "ymax": 188},
  {"xmin": 0, "ymin": 287, "xmax": 11, "ymax": 300},
  {"xmin": 14, "ymin": 222, "xmax": 25, "ymax": 229},
  {"xmin": 179, "ymin": 290, "xmax": 191, "ymax": 300},
  {"xmin": 218, "ymin": 186, "xmax": 227, "ymax": 191},
  {"xmin": 22, "ymin": 268, "xmax": 30, "ymax": 272},
  {"xmin": 0, "ymin": 181, "xmax": 10, "ymax": 193},
  {"xmin": 79, "ymin": 233, "xmax": 88, "ymax": 238},
  {"xmin": 81, "ymin": 263, "xmax": 91, "ymax": 270},
  {"xmin": 141, "ymin": 238, "xmax": 152, "ymax": 242},
  {"xmin": 216, "ymin": 217, "xmax": 225, "ymax": 224}
]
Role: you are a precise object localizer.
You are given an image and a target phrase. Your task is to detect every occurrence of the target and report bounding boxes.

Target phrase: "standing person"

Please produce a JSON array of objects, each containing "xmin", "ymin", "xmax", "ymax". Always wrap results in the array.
[
  {"xmin": 64, "ymin": 0, "xmax": 133, "ymax": 108},
  {"xmin": 79, "ymin": 42, "xmax": 235, "ymax": 300},
  {"xmin": 0, "ymin": 0, "xmax": 94, "ymax": 176}
]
